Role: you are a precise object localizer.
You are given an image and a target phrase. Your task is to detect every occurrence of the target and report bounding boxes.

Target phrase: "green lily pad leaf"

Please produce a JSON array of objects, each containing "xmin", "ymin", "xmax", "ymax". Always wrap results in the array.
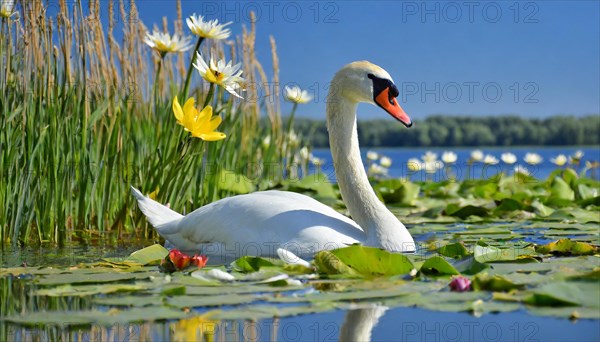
[
  {"xmin": 531, "ymin": 200, "xmax": 555, "ymax": 217},
  {"xmin": 437, "ymin": 242, "xmax": 470, "ymax": 259},
  {"xmin": 472, "ymin": 274, "xmax": 525, "ymax": 291},
  {"xmin": 314, "ymin": 245, "xmax": 413, "ymax": 278},
  {"xmin": 231, "ymin": 256, "xmax": 283, "ymax": 273},
  {"xmin": 125, "ymin": 244, "xmax": 169, "ymax": 265},
  {"xmin": 474, "ymin": 245, "xmax": 538, "ymax": 263},
  {"xmin": 535, "ymin": 238, "xmax": 597, "ymax": 256},
  {"xmin": 374, "ymin": 179, "xmax": 420, "ymax": 205},
  {"xmin": 528, "ymin": 306, "xmax": 600, "ymax": 319},
  {"xmin": 445, "ymin": 204, "xmax": 489, "ymax": 219},
  {"xmin": 567, "ymin": 268, "xmax": 600, "ymax": 281},
  {"xmin": 420, "ymin": 256, "xmax": 460, "ymax": 275},
  {"xmin": 494, "ymin": 198, "xmax": 523, "ymax": 213},
  {"xmin": 577, "ymin": 184, "xmax": 596, "ymax": 200},
  {"xmin": 524, "ymin": 282, "xmax": 599, "ymax": 307},
  {"xmin": 453, "ymin": 256, "xmax": 488, "ymax": 275},
  {"xmin": 161, "ymin": 285, "xmax": 186, "ymax": 296},
  {"xmin": 313, "ymin": 250, "xmax": 359, "ymax": 277},
  {"xmin": 550, "ymin": 177, "xmax": 575, "ymax": 201}
]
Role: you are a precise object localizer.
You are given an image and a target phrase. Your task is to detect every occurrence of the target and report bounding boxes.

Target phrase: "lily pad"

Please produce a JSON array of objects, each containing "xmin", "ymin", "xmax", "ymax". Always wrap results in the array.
[
  {"xmin": 420, "ymin": 256, "xmax": 460, "ymax": 276},
  {"xmin": 314, "ymin": 245, "xmax": 414, "ymax": 278}
]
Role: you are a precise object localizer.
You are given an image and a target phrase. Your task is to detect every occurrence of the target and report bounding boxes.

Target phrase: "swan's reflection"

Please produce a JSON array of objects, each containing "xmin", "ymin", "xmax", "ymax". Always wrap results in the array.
[{"xmin": 339, "ymin": 305, "xmax": 388, "ymax": 342}]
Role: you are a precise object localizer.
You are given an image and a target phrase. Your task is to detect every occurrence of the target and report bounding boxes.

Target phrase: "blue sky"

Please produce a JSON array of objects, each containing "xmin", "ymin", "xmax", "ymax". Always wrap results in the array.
[{"xmin": 132, "ymin": 1, "xmax": 599, "ymax": 120}]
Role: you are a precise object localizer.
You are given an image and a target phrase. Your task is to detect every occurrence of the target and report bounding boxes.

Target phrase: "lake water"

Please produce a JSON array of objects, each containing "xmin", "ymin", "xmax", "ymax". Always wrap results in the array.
[
  {"xmin": 1, "ymin": 146, "xmax": 599, "ymax": 341},
  {"xmin": 311, "ymin": 146, "xmax": 600, "ymax": 182}
]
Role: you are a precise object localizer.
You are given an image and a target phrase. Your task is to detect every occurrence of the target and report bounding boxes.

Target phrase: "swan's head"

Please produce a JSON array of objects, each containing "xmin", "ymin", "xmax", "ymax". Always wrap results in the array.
[{"xmin": 332, "ymin": 61, "xmax": 412, "ymax": 127}]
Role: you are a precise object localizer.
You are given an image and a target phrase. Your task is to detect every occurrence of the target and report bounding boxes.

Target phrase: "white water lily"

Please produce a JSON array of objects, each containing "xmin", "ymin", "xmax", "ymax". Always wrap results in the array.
[
  {"xmin": 367, "ymin": 151, "xmax": 379, "ymax": 161},
  {"xmin": 501, "ymin": 152, "xmax": 517, "ymax": 164},
  {"xmin": 514, "ymin": 165, "xmax": 530, "ymax": 176},
  {"xmin": 368, "ymin": 163, "xmax": 387, "ymax": 176},
  {"xmin": 570, "ymin": 150, "xmax": 584, "ymax": 164},
  {"xmin": 380, "ymin": 156, "xmax": 392, "ymax": 168},
  {"xmin": 483, "ymin": 154, "xmax": 499, "ymax": 165},
  {"xmin": 441, "ymin": 151, "xmax": 457, "ymax": 164},
  {"xmin": 0, "ymin": 0, "xmax": 15, "ymax": 19},
  {"xmin": 424, "ymin": 160, "xmax": 443, "ymax": 174},
  {"xmin": 471, "ymin": 150, "xmax": 484, "ymax": 162},
  {"xmin": 524, "ymin": 152, "xmax": 543, "ymax": 165},
  {"xmin": 284, "ymin": 86, "xmax": 313, "ymax": 104},
  {"xmin": 407, "ymin": 158, "xmax": 422, "ymax": 172},
  {"xmin": 421, "ymin": 151, "xmax": 438, "ymax": 163},
  {"xmin": 550, "ymin": 154, "xmax": 568, "ymax": 166},
  {"xmin": 193, "ymin": 53, "xmax": 245, "ymax": 98},
  {"xmin": 186, "ymin": 14, "xmax": 232, "ymax": 40},
  {"xmin": 144, "ymin": 30, "xmax": 192, "ymax": 56}
]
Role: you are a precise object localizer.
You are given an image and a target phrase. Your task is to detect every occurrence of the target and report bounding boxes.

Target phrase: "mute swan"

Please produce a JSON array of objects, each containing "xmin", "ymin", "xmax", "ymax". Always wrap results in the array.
[{"xmin": 132, "ymin": 61, "xmax": 415, "ymax": 260}]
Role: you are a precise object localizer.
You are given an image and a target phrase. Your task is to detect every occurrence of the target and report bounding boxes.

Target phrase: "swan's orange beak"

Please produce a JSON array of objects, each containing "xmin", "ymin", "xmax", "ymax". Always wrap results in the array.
[{"xmin": 375, "ymin": 88, "xmax": 412, "ymax": 127}]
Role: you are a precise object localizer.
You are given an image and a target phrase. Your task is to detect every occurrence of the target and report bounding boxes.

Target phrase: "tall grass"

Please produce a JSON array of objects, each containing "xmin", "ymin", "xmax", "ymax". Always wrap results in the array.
[{"xmin": 0, "ymin": 0, "xmax": 307, "ymax": 246}]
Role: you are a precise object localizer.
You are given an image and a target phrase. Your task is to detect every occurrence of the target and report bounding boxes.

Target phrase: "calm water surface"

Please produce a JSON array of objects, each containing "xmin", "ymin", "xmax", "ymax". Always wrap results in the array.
[{"xmin": 1, "ymin": 146, "xmax": 599, "ymax": 341}]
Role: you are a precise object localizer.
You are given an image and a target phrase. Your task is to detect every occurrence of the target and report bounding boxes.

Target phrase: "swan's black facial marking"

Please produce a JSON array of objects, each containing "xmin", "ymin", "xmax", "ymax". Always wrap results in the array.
[
  {"xmin": 368, "ymin": 73, "xmax": 412, "ymax": 128},
  {"xmin": 368, "ymin": 73, "xmax": 399, "ymax": 105}
]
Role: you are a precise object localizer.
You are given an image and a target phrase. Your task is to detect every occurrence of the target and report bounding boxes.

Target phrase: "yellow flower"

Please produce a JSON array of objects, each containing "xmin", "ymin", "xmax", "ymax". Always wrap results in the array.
[{"xmin": 173, "ymin": 96, "xmax": 226, "ymax": 141}]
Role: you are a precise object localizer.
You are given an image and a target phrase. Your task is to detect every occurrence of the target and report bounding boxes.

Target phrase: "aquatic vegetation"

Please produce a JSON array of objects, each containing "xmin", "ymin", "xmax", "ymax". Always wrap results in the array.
[
  {"xmin": 524, "ymin": 152, "xmax": 544, "ymax": 165},
  {"xmin": 0, "ymin": 1, "xmax": 310, "ymax": 245}
]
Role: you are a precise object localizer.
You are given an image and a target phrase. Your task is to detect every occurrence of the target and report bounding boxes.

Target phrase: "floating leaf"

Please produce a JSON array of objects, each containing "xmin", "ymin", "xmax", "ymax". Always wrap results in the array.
[
  {"xmin": 314, "ymin": 245, "xmax": 414, "ymax": 278},
  {"xmin": 231, "ymin": 256, "xmax": 282, "ymax": 273},
  {"xmin": 445, "ymin": 204, "xmax": 489, "ymax": 219},
  {"xmin": 420, "ymin": 256, "xmax": 460, "ymax": 276},
  {"xmin": 472, "ymin": 274, "xmax": 525, "ymax": 291},
  {"xmin": 550, "ymin": 177, "xmax": 575, "ymax": 201},
  {"xmin": 474, "ymin": 245, "xmax": 538, "ymax": 263},
  {"xmin": 437, "ymin": 242, "xmax": 470, "ymax": 259},
  {"xmin": 524, "ymin": 282, "xmax": 599, "ymax": 307},
  {"xmin": 125, "ymin": 244, "xmax": 169, "ymax": 265},
  {"xmin": 535, "ymin": 238, "xmax": 597, "ymax": 256}
]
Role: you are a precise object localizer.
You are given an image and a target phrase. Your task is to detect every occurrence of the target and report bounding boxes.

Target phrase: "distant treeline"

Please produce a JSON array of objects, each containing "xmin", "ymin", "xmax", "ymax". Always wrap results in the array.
[{"xmin": 291, "ymin": 115, "xmax": 600, "ymax": 147}]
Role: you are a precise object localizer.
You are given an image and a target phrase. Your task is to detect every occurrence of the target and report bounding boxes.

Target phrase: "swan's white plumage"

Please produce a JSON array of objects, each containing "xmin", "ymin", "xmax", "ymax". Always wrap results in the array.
[{"xmin": 133, "ymin": 61, "xmax": 415, "ymax": 260}]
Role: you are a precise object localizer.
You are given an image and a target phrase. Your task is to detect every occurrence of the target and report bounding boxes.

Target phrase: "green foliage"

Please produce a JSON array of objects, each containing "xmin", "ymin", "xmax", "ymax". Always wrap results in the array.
[
  {"xmin": 295, "ymin": 115, "xmax": 600, "ymax": 147},
  {"xmin": 314, "ymin": 245, "xmax": 414, "ymax": 278}
]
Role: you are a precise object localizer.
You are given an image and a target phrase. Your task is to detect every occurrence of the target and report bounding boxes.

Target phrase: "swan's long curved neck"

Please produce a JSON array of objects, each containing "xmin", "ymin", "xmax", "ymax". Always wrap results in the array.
[{"xmin": 326, "ymin": 93, "xmax": 398, "ymax": 244}]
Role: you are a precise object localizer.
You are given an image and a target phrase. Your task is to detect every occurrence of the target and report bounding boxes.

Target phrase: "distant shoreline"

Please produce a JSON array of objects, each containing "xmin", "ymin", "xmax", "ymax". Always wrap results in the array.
[{"xmin": 288, "ymin": 115, "xmax": 600, "ymax": 148}]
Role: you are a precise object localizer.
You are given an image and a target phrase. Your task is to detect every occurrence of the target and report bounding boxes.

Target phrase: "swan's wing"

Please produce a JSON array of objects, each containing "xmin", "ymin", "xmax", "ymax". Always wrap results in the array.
[{"xmin": 159, "ymin": 190, "xmax": 365, "ymax": 257}]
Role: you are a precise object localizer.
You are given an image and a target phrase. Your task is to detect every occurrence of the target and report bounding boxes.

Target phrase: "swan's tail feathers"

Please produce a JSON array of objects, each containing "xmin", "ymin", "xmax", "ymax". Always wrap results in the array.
[{"xmin": 130, "ymin": 186, "xmax": 184, "ymax": 228}]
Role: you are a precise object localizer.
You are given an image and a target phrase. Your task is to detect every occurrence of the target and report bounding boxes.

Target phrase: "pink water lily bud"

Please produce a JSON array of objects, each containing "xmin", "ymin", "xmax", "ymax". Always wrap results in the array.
[{"xmin": 449, "ymin": 276, "xmax": 471, "ymax": 292}]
